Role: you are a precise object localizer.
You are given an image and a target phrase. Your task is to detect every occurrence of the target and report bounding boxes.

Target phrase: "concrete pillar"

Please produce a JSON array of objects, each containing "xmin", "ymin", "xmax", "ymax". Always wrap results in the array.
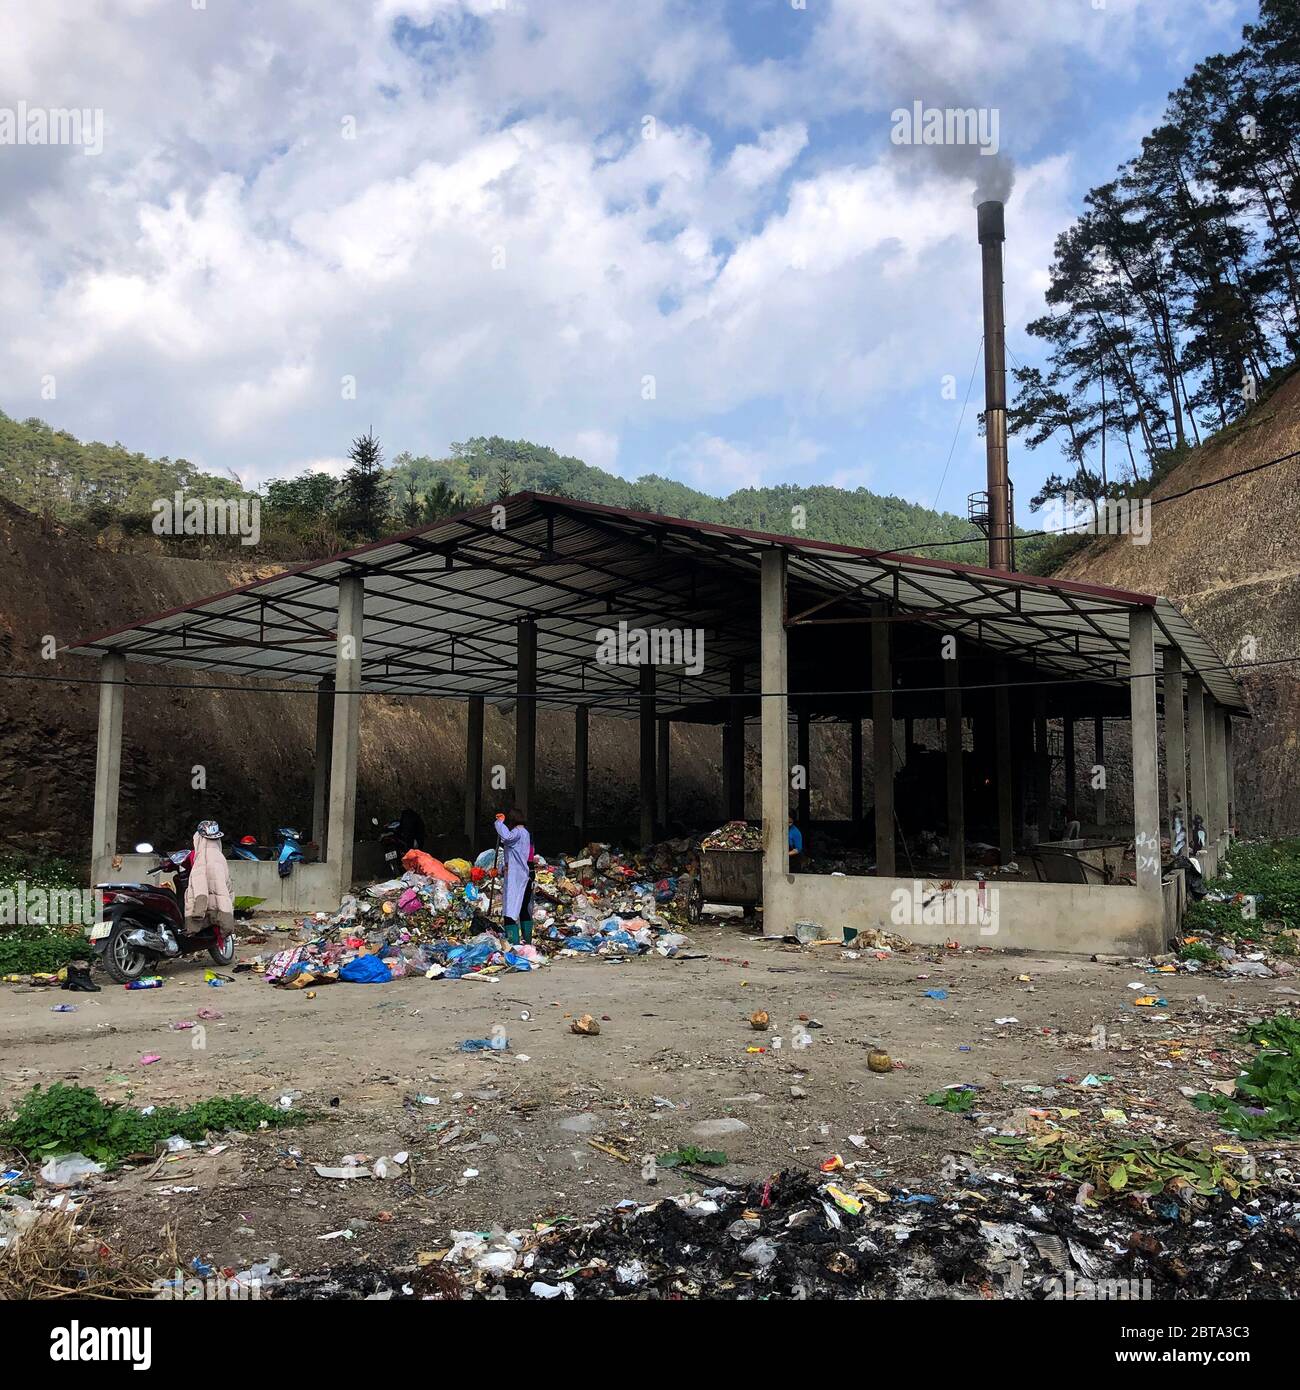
[
  {"xmin": 91, "ymin": 652, "xmax": 126, "ymax": 880},
  {"xmin": 725, "ymin": 660, "xmax": 746, "ymax": 820},
  {"xmin": 514, "ymin": 621, "xmax": 536, "ymax": 820},
  {"xmin": 995, "ymin": 662, "xmax": 1015, "ymax": 863},
  {"xmin": 656, "ymin": 719, "xmax": 670, "ymax": 829},
  {"xmin": 574, "ymin": 705, "xmax": 589, "ymax": 846},
  {"xmin": 760, "ymin": 551, "xmax": 789, "ymax": 887},
  {"xmin": 1208, "ymin": 695, "xmax": 1226, "ymax": 850},
  {"xmin": 944, "ymin": 653, "xmax": 964, "ymax": 878},
  {"xmin": 796, "ymin": 706, "xmax": 811, "ymax": 831},
  {"xmin": 639, "ymin": 664, "xmax": 656, "ymax": 846},
  {"xmin": 327, "ymin": 575, "xmax": 364, "ymax": 892},
  {"xmin": 463, "ymin": 695, "xmax": 484, "ymax": 845},
  {"xmin": 1063, "ymin": 714, "xmax": 1076, "ymax": 823},
  {"xmin": 1162, "ymin": 649, "xmax": 1186, "ymax": 854},
  {"xmin": 312, "ymin": 676, "xmax": 335, "ymax": 857},
  {"xmin": 1130, "ymin": 608, "xmax": 1162, "ymax": 902},
  {"xmin": 850, "ymin": 718, "xmax": 863, "ymax": 828},
  {"xmin": 1187, "ymin": 675, "xmax": 1209, "ymax": 854},
  {"xmin": 871, "ymin": 603, "xmax": 894, "ymax": 875},
  {"xmin": 1093, "ymin": 716, "xmax": 1107, "ymax": 826},
  {"xmin": 1225, "ymin": 716, "xmax": 1235, "ymax": 837},
  {"xmin": 1034, "ymin": 692, "xmax": 1050, "ymax": 843}
]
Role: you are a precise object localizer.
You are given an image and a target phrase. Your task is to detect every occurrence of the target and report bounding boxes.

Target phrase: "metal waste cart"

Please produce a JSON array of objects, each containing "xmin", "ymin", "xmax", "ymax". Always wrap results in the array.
[{"xmin": 687, "ymin": 847, "xmax": 764, "ymax": 923}]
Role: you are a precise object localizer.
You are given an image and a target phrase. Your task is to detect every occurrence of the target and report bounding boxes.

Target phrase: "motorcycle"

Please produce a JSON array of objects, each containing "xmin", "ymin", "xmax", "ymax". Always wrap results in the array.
[
  {"xmin": 377, "ymin": 808, "xmax": 426, "ymax": 871},
  {"xmin": 275, "ymin": 827, "xmax": 305, "ymax": 878},
  {"xmin": 228, "ymin": 834, "xmax": 263, "ymax": 861},
  {"xmin": 87, "ymin": 842, "xmax": 237, "ymax": 984}
]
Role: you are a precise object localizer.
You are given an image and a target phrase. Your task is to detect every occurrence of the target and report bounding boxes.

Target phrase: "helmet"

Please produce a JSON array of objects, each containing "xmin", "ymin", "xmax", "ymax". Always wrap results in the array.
[
  {"xmin": 239, "ymin": 834, "xmax": 257, "ymax": 845},
  {"xmin": 197, "ymin": 819, "xmax": 223, "ymax": 840}
]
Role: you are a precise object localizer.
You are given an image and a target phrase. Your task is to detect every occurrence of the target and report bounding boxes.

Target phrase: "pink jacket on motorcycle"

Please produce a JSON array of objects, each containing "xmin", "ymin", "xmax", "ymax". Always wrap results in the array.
[{"xmin": 185, "ymin": 833, "xmax": 235, "ymax": 932}]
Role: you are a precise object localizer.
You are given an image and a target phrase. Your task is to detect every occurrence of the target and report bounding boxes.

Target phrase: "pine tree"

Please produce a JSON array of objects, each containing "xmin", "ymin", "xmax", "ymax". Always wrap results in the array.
[
  {"xmin": 338, "ymin": 431, "xmax": 391, "ymax": 541},
  {"xmin": 1010, "ymin": 1, "xmax": 1300, "ymax": 486}
]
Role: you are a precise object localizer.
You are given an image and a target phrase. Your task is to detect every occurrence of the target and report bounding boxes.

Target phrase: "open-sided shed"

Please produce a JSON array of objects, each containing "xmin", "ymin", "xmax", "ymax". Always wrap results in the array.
[{"xmin": 69, "ymin": 492, "xmax": 1244, "ymax": 953}]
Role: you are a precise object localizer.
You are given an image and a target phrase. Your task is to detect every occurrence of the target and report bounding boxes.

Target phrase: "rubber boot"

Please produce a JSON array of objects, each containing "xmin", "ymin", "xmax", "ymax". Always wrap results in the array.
[
  {"xmin": 62, "ymin": 962, "xmax": 101, "ymax": 993},
  {"xmin": 503, "ymin": 921, "xmax": 521, "ymax": 946},
  {"xmin": 521, "ymin": 920, "xmax": 533, "ymax": 945}
]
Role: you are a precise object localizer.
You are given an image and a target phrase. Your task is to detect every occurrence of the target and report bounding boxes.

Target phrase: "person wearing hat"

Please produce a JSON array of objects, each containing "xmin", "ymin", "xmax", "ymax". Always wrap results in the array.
[
  {"xmin": 185, "ymin": 820, "xmax": 235, "ymax": 936},
  {"xmin": 493, "ymin": 808, "xmax": 535, "ymax": 946}
]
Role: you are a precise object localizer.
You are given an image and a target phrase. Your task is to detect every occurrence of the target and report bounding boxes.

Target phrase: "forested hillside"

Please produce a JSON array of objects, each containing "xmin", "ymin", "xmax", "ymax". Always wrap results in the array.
[{"xmin": 0, "ymin": 412, "xmax": 994, "ymax": 564}]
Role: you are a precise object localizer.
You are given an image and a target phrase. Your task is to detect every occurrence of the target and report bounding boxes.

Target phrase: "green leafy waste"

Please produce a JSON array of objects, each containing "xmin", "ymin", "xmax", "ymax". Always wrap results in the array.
[
  {"xmin": 0, "ymin": 1083, "xmax": 309, "ymax": 1168},
  {"xmin": 658, "ymin": 1146, "xmax": 727, "ymax": 1168},
  {"xmin": 977, "ymin": 1134, "xmax": 1250, "ymax": 1202},
  {"xmin": 925, "ymin": 1088, "xmax": 977, "ymax": 1113},
  {"xmin": 1193, "ymin": 1013, "xmax": 1300, "ymax": 1139}
]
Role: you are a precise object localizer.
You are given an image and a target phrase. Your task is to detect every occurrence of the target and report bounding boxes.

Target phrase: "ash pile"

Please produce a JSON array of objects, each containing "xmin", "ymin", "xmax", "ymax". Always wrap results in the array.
[{"xmin": 442, "ymin": 1170, "xmax": 1300, "ymax": 1301}]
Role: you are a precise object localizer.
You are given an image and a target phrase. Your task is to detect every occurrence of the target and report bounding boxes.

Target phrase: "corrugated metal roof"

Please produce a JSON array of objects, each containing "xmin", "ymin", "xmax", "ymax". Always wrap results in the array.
[{"xmin": 66, "ymin": 492, "xmax": 1248, "ymax": 715}]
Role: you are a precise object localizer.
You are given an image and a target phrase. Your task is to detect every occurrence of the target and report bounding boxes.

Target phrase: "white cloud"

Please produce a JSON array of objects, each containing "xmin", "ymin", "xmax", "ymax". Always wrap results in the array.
[
  {"xmin": 665, "ymin": 430, "xmax": 825, "ymax": 493},
  {"xmin": 0, "ymin": 0, "xmax": 1255, "ymax": 495}
]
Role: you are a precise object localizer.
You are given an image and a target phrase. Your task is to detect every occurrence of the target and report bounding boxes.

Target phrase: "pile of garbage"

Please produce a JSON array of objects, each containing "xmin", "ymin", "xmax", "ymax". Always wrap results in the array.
[
  {"xmin": 246, "ymin": 840, "xmax": 698, "ymax": 987},
  {"xmin": 432, "ymin": 1167, "xmax": 1300, "ymax": 1301},
  {"xmin": 701, "ymin": 821, "xmax": 763, "ymax": 852}
]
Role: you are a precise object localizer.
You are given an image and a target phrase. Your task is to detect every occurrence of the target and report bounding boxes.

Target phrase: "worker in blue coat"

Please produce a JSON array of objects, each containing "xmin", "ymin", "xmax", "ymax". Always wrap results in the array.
[
  {"xmin": 788, "ymin": 815, "xmax": 804, "ymax": 873},
  {"xmin": 494, "ymin": 808, "xmax": 535, "ymax": 944}
]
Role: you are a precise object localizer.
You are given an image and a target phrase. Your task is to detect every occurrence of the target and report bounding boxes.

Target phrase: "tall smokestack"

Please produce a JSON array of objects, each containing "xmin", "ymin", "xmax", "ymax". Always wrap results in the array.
[{"xmin": 977, "ymin": 200, "xmax": 1013, "ymax": 571}]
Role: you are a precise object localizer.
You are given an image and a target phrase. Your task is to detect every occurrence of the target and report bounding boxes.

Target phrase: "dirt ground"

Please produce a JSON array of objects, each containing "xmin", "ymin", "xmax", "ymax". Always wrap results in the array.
[{"xmin": 3, "ymin": 918, "xmax": 1298, "ymax": 1282}]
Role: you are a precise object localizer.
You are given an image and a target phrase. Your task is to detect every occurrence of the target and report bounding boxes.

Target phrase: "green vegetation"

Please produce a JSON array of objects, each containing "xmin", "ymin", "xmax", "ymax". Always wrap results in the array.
[
  {"xmin": 0, "ymin": 1083, "xmax": 308, "ymax": 1167},
  {"xmin": 0, "ymin": 926, "xmax": 86, "ymax": 976},
  {"xmin": 1184, "ymin": 837, "xmax": 1300, "ymax": 939},
  {"xmin": 657, "ymin": 1146, "xmax": 728, "ymax": 1168},
  {"xmin": 1194, "ymin": 1015, "xmax": 1300, "ymax": 1139},
  {"xmin": 0, "ymin": 410, "xmax": 243, "ymax": 526},
  {"xmin": 0, "ymin": 412, "xmax": 1014, "ymax": 564},
  {"xmin": 925, "ymin": 1087, "xmax": 977, "ymax": 1113},
  {"xmin": 0, "ymin": 855, "xmax": 91, "ymax": 975},
  {"xmin": 978, "ymin": 1134, "xmax": 1250, "ymax": 1201},
  {"xmin": 391, "ymin": 436, "xmax": 1003, "ymax": 562}
]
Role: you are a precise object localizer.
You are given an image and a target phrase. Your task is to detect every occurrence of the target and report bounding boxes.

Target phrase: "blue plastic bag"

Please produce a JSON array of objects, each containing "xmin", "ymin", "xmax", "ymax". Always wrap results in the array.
[{"xmin": 340, "ymin": 955, "xmax": 392, "ymax": 983}]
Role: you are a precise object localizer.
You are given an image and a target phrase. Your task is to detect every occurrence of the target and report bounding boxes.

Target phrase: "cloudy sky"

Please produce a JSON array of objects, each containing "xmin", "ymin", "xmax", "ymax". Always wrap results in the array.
[{"xmin": 0, "ymin": 0, "xmax": 1258, "ymax": 514}]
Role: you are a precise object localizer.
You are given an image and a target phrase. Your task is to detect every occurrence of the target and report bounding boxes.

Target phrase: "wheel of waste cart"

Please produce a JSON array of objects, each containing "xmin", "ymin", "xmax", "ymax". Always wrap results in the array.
[
  {"xmin": 208, "ymin": 930, "xmax": 236, "ymax": 967},
  {"xmin": 102, "ymin": 918, "xmax": 150, "ymax": 984},
  {"xmin": 687, "ymin": 876, "xmax": 703, "ymax": 924}
]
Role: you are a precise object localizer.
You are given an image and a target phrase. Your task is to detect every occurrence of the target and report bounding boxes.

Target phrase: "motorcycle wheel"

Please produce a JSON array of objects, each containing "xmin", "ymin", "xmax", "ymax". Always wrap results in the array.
[
  {"xmin": 208, "ymin": 932, "xmax": 236, "ymax": 967},
  {"xmin": 102, "ymin": 918, "xmax": 151, "ymax": 984}
]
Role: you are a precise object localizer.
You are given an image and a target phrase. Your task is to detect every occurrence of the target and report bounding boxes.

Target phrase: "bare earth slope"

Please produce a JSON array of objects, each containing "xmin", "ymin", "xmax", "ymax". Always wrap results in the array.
[
  {"xmin": 1054, "ymin": 369, "xmax": 1300, "ymax": 836},
  {"xmin": 0, "ymin": 501, "xmax": 725, "ymax": 858}
]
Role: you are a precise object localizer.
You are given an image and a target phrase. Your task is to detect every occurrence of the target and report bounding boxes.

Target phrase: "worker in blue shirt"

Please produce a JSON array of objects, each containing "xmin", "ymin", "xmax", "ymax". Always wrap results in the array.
[{"xmin": 788, "ymin": 815, "xmax": 803, "ymax": 873}]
